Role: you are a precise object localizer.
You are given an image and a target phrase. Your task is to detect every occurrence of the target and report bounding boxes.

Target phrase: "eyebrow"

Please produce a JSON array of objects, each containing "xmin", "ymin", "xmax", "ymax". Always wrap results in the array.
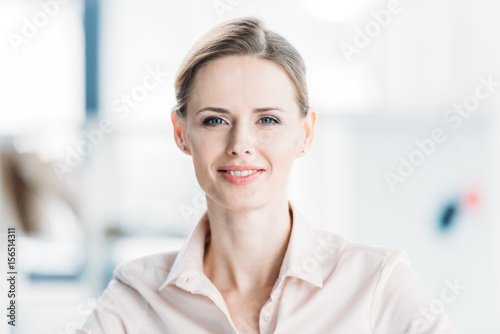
[{"xmin": 195, "ymin": 107, "xmax": 285, "ymax": 115}]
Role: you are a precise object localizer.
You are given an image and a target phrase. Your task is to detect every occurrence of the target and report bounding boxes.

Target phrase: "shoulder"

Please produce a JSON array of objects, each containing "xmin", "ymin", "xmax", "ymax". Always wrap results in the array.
[
  {"xmin": 79, "ymin": 251, "xmax": 181, "ymax": 333},
  {"xmin": 311, "ymin": 227, "xmax": 409, "ymax": 259},
  {"xmin": 113, "ymin": 250, "xmax": 180, "ymax": 289},
  {"xmin": 310, "ymin": 227, "xmax": 411, "ymax": 279}
]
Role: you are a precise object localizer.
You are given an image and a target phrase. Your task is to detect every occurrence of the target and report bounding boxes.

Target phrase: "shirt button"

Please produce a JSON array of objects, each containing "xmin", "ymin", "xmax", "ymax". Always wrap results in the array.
[
  {"xmin": 262, "ymin": 304, "xmax": 274, "ymax": 322},
  {"xmin": 177, "ymin": 270, "xmax": 201, "ymax": 290},
  {"xmin": 289, "ymin": 265, "xmax": 302, "ymax": 276}
]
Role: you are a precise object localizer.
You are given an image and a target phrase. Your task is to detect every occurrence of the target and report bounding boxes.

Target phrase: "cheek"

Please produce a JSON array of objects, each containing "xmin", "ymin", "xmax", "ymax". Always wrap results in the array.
[
  {"xmin": 190, "ymin": 131, "xmax": 224, "ymax": 170},
  {"xmin": 259, "ymin": 128, "xmax": 300, "ymax": 167},
  {"xmin": 190, "ymin": 127, "xmax": 224, "ymax": 151}
]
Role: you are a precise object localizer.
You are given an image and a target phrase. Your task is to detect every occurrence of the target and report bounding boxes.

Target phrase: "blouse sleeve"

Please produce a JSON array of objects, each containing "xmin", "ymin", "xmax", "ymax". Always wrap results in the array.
[
  {"xmin": 370, "ymin": 249, "xmax": 459, "ymax": 334},
  {"xmin": 75, "ymin": 272, "xmax": 149, "ymax": 334}
]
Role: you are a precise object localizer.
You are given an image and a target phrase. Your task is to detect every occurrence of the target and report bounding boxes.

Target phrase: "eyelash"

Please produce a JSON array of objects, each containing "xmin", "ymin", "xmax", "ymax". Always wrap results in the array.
[{"xmin": 202, "ymin": 116, "xmax": 280, "ymax": 127}]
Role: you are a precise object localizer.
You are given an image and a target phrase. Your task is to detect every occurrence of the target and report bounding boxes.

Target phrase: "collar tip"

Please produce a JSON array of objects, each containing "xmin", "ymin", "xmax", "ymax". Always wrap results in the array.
[
  {"xmin": 158, "ymin": 279, "xmax": 174, "ymax": 292},
  {"xmin": 313, "ymin": 273, "xmax": 324, "ymax": 288}
]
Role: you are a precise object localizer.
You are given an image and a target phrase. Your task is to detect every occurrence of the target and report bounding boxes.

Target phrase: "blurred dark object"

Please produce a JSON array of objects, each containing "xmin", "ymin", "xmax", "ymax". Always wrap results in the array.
[
  {"xmin": 440, "ymin": 200, "xmax": 458, "ymax": 231},
  {"xmin": 0, "ymin": 139, "xmax": 79, "ymax": 234},
  {"xmin": 0, "ymin": 138, "xmax": 86, "ymax": 278}
]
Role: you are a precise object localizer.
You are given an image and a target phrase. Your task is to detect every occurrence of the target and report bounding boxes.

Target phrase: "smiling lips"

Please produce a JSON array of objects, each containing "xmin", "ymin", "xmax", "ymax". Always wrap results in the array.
[{"xmin": 217, "ymin": 165, "xmax": 266, "ymax": 186}]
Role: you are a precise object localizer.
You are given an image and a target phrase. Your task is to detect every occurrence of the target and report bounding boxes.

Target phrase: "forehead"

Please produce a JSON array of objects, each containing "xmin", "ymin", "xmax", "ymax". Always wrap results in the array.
[{"xmin": 189, "ymin": 55, "xmax": 297, "ymax": 113}]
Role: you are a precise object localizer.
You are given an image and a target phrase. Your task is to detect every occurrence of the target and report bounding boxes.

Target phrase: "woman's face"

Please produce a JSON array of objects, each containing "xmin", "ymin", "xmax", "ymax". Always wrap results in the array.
[{"xmin": 172, "ymin": 55, "xmax": 316, "ymax": 210}]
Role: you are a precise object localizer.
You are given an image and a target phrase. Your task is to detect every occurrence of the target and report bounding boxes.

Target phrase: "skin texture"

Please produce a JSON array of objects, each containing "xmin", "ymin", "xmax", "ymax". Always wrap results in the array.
[{"xmin": 171, "ymin": 55, "xmax": 316, "ymax": 332}]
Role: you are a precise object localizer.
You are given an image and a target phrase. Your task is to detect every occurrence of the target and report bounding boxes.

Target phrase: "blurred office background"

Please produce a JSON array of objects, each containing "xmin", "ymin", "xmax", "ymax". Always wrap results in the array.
[{"xmin": 0, "ymin": 0, "xmax": 499, "ymax": 333}]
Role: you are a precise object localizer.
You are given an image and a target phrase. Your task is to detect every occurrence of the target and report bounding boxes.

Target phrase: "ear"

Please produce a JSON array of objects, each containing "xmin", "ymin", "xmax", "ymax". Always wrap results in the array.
[
  {"xmin": 171, "ymin": 110, "xmax": 190, "ymax": 154},
  {"xmin": 298, "ymin": 107, "xmax": 317, "ymax": 157}
]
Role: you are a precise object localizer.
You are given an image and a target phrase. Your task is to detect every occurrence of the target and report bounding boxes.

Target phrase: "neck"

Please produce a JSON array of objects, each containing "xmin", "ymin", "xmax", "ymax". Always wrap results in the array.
[{"xmin": 203, "ymin": 195, "xmax": 292, "ymax": 294}]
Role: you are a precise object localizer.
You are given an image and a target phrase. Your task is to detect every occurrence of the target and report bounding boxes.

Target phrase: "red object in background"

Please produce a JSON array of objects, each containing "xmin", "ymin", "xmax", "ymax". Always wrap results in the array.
[{"xmin": 464, "ymin": 188, "xmax": 480, "ymax": 208}]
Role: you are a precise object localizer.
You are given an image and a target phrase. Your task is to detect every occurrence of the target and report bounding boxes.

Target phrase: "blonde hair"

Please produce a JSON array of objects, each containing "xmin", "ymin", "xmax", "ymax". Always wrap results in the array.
[{"xmin": 174, "ymin": 16, "xmax": 309, "ymax": 118}]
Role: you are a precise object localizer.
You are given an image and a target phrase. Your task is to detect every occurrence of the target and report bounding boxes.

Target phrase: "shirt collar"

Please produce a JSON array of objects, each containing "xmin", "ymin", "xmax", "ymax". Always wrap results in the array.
[{"xmin": 158, "ymin": 200, "xmax": 323, "ymax": 292}]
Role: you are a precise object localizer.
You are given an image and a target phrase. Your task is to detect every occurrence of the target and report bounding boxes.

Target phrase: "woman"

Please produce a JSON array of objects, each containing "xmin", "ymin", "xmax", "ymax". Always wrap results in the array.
[{"xmin": 78, "ymin": 17, "xmax": 458, "ymax": 334}]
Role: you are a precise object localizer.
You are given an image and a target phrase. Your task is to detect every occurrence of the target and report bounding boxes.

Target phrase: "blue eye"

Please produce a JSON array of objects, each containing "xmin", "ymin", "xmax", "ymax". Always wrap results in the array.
[
  {"xmin": 259, "ymin": 117, "xmax": 280, "ymax": 125},
  {"xmin": 203, "ymin": 117, "xmax": 227, "ymax": 126},
  {"xmin": 202, "ymin": 116, "xmax": 280, "ymax": 126}
]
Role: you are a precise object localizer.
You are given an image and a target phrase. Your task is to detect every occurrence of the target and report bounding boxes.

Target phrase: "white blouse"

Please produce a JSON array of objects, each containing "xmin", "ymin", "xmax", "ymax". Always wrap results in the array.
[{"xmin": 77, "ymin": 200, "xmax": 458, "ymax": 333}]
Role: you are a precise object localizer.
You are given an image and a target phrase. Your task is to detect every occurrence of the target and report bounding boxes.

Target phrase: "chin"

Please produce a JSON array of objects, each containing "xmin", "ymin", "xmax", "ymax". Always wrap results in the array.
[{"xmin": 217, "ymin": 191, "xmax": 268, "ymax": 211}]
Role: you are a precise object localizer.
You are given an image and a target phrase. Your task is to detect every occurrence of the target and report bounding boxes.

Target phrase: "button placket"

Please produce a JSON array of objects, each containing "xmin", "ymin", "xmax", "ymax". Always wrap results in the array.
[{"xmin": 261, "ymin": 277, "xmax": 284, "ymax": 327}]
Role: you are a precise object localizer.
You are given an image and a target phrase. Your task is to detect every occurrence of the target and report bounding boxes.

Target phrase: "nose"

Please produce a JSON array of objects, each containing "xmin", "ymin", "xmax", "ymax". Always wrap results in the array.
[{"xmin": 226, "ymin": 122, "xmax": 255, "ymax": 157}]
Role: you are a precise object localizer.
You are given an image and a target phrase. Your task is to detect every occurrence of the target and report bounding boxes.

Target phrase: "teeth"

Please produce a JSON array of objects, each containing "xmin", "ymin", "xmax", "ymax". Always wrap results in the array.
[{"xmin": 224, "ymin": 169, "xmax": 259, "ymax": 177}]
